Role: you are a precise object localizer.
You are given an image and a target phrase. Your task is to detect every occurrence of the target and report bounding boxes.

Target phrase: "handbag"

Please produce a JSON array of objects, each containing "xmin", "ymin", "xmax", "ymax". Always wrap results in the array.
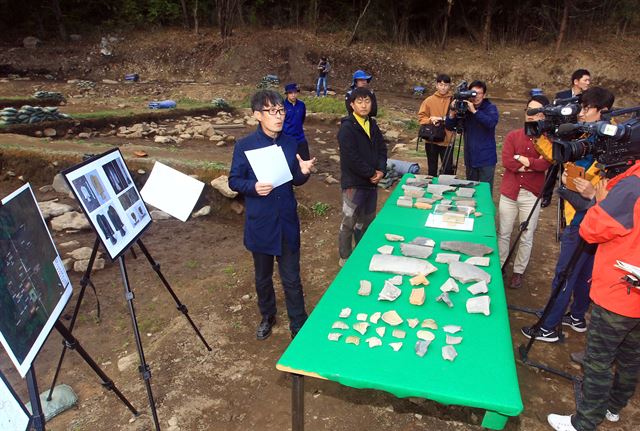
[{"xmin": 418, "ymin": 122, "xmax": 445, "ymax": 142}]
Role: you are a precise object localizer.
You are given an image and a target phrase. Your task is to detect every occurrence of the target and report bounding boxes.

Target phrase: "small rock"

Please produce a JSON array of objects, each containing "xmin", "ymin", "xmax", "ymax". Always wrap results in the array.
[
  {"xmin": 230, "ymin": 304, "xmax": 242, "ymax": 312},
  {"xmin": 117, "ymin": 352, "xmax": 138, "ymax": 372},
  {"xmin": 209, "ymin": 134, "xmax": 224, "ymax": 142},
  {"xmin": 73, "ymin": 258, "xmax": 105, "ymax": 273},
  {"xmin": 216, "ymin": 141, "xmax": 227, "ymax": 147},
  {"xmin": 102, "ymin": 79, "xmax": 118, "ymax": 84},
  {"xmin": 77, "ymin": 132, "xmax": 91, "ymax": 139},
  {"xmin": 62, "ymin": 258, "xmax": 74, "ymax": 271},
  {"xmin": 151, "ymin": 210, "xmax": 171, "ymax": 220},
  {"xmin": 38, "ymin": 200, "xmax": 74, "ymax": 220},
  {"xmin": 43, "ymin": 128, "xmax": 57, "ymax": 137},
  {"xmin": 241, "ymin": 294, "xmax": 251, "ymax": 301},
  {"xmin": 6, "ymin": 171, "xmax": 16, "ymax": 177},
  {"xmin": 59, "ymin": 240, "xmax": 80, "ymax": 248},
  {"xmin": 68, "ymin": 246, "xmax": 101, "ymax": 260},
  {"xmin": 324, "ymin": 175, "xmax": 339, "ymax": 185},
  {"xmin": 18, "ymin": 175, "xmax": 25, "ymax": 182},
  {"xmin": 230, "ymin": 201, "xmax": 244, "ymax": 215},
  {"xmin": 23, "ymin": 36, "xmax": 41, "ymax": 48},
  {"xmin": 52, "ymin": 173, "xmax": 71, "ymax": 194},
  {"xmin": 137, "ymin": 169, "xmax": 146, "ymax": 175},
  {"xmin": 329, "ymin": 155, "xmax": 340, "ymax": 163},
  {"xmin": 50, "ymin": 211, "xmax": 91, "ymax": 231},
  {"xmin": 210, "ymin": 175, "xmax": 238, "ymax": 198},
  {"xmin": 154, "ymin": 136, "xmax": 174, "ymax": 144},
  {"xmin": 192, "ymin": 205, "xmax": 211, "ymax": 218}
]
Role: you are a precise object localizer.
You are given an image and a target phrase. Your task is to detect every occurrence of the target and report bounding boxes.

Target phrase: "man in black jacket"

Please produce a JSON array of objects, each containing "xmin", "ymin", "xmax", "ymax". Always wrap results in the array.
[{"xmin": 337, "ymin": 87, "xmax": 387, "ymax": 266}]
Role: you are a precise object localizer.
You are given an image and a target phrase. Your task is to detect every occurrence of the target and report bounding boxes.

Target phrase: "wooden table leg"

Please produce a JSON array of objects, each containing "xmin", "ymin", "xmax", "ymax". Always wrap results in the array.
[{"xmin": 292, "ymin": 373, "xmax": 304, "ymax": 431}]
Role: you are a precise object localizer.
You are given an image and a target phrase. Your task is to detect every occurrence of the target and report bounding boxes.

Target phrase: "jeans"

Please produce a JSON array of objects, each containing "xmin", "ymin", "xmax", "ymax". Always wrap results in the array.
[
  {"xmin": 573, "ymin": 305, "xmax": 640, "ymax": 431},
  {"xmin": 252, "ymin": 237, "xmax": 307, "ymax": 332},
  {"xmin": 338, "ymin": 188, "xmax": 377, "ymax": 259},
  {"xmin": 316, "ymin": 76, "xmax": 327, "ymax": 96},
  {"xmin": 542, "ymin": 224, "xmax": 595, "ymax": 330},
  {"xmin": 465, "ymin": 165, "xmax": 495, "ymax": 195},
  {"xmin": 498, "ymin": 189, "xmax": 542, "ymax": 274},
  {"xmin": 425, "ymin": 142, "xmax": 453, "ymax": 177}
]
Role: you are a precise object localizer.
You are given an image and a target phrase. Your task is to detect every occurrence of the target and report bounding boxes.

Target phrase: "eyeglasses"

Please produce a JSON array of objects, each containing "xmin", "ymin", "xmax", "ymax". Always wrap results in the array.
[{"xmin": 262, "ymin": 108, "xmax": 286, "ymax": 116}]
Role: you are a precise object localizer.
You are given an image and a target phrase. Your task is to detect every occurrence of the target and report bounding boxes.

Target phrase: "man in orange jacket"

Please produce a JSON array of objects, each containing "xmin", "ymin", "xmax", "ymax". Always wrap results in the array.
[
  {"xmin": 418, "ymin": 73, "xmax": 454, "ymax": 176},
  {"xmin": 548, "ymin": 160, "xmax": 640, "ymax": 430}
]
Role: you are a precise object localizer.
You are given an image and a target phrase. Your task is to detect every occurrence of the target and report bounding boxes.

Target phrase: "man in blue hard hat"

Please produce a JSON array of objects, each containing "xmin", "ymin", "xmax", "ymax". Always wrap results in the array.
[
  {"xmin": 283, "ymin": 83, "xmax": 309, "ymax": 160},
  {"xmin": 345, "ymin": 70, "xmax": 378, "ymax": 117}
]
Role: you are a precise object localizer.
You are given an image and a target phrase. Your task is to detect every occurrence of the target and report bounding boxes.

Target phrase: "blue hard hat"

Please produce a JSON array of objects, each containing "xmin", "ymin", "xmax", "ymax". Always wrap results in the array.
[
  {"xmin": 352, "ymin": 69, "xmax": 372, "ymax": 82},
  {"xmin": 284, "ymin": 83, "xmax": 299, "ymax": 93}
]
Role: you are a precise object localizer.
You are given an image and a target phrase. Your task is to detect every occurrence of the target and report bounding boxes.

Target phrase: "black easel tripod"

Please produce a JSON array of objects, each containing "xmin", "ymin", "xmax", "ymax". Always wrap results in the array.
[{"xmin": 439, "ymin": 114, "xmax": 464, "ymax": 177}]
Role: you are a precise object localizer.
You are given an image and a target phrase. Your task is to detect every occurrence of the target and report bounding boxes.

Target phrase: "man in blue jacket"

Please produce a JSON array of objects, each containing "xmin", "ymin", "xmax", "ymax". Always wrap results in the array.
[
  {"xmin": 229, "ymin": 90, "xmax": 316, "ymax": 340},
  {"xmin": 282, "ymin": 83, "xmax": 309, "ymax": 160},
  {"xmin": 446, "ymin": 80, "xmax": 499, "ymax": 193}
]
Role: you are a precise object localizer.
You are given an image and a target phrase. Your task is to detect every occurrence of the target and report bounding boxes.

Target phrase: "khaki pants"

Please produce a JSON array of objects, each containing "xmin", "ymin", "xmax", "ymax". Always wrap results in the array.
[{"xmin": 498, "ymin": 189, "xmax": 541, "ymax": 274}]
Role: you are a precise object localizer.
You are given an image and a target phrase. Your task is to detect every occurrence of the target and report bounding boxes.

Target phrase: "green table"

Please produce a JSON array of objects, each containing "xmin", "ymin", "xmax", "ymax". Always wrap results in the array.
[{"xmin": 277, "ymin": 176, "xmax": 522, "ymax": 430}]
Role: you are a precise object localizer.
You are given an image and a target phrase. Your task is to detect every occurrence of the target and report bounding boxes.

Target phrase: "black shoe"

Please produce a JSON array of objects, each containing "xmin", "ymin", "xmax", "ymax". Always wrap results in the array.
[
  {"xmin": 256, "ymin": 315, "xmax": 276, "ymax": 340},
  {"xmin": 541, "ymin": 197, "xmax": 552, "ymax": 208}
]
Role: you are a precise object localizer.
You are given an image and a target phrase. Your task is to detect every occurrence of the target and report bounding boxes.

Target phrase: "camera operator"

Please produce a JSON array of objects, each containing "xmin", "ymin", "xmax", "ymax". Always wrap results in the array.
[
  {"xmin": 541, "ymin": 69, "xmax": 591, "ymax": 208},
  {"xmin": 417, "ymin": 73, "xmax": 454, "ymax": 176},
  {"xmin": 445, "ymin": 80, "xmax": 499, "ymax": 193},
  {"xmin": 547, "ymin": 159, "xmax": 640, "ymax": 431},
  {"xmin": 521, "ymin": 87, "xmax": 615, "ymax": 343},
  {"xmin": 498, "ymin": 95, "xmax": 552, "ymax": 289}
]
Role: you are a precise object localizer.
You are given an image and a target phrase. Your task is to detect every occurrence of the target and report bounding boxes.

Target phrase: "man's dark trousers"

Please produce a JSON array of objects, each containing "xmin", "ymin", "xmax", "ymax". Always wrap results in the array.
[
  {"xmin": 425, "ymin": 142, "xmax": 453, "ymax": 177},
  {"xmin": 252, "ymin": 237, "xmax": 307, "ymax": 332},
  {"xmin": 465, "ymin": 165, "xmax": 495, "ymax": 194},
  {"xmin": 573, "ymin": 304, "xmax": 640, "ymax": 431}
]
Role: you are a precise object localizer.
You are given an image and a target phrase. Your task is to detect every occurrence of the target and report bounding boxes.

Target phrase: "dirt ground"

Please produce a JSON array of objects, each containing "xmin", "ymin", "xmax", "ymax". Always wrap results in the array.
[{"xmin": 1, "ymin": 30, "xmax": 639, "ymax": 431}]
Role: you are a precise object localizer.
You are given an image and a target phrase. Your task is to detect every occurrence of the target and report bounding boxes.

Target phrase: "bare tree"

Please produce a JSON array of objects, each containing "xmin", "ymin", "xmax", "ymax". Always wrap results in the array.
[
  {"xmin": 440, "ymin": 0, "xmax": 454, "ymax": 49},
  {"xmin": 216, "ymin": 0, "xmax": 238, "ymax": 41},
  {"xmin": 180, "ymin": 0, "xmax": 190, "ymax": 28},
  {"xmin": 347, "ymin": 0, "xmax": 372, "ymax": 46},
  {"xmin": 193, "ymin": 0, "xmax": 199, "ymax": 34},
  {"xmin": 555, "ymin": 0, "xmax": 571, "ymax": 55},
  {"xmin": 51, "ymin": 0, "xmax": 67, "ymax": 41},
  {"xmin": 481, "ymin": 0, "xmax": 495, "ymax": 51}
]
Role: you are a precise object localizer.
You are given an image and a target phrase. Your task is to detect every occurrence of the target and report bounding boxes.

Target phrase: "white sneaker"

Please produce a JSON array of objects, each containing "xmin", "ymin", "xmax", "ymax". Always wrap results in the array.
[
  {"xmin": 605, "ymin": 409, "xmax": 620, "ymax": 422},
  {"xmin": 547, "ymin": 414, "xmax": 577, "ymax": 431}
]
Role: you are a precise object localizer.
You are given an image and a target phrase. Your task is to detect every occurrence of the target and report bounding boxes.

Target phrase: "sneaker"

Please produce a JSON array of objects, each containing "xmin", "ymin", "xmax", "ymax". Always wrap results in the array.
[
  {"xmin": 547, "ymin": 414, "xmax": 577, "ymax": 431},
  {"xmin": 509, "ymin": 273, "xmax": 524, "ymax": 289},
  {"xmin": 562, "ymin": 313, "xmax": 587, "ymax": 332},
  {"xmin": 605, "ymin": 409, "xmax": 620, "ymax": 422},
  {"xmin": 521, "ymin": 325, "xmax": 560, "ymax": 343}
]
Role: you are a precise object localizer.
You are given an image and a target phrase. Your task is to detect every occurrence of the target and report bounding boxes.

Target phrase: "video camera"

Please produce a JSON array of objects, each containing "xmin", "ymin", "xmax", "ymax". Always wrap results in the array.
[
  {"xmin": 552, "ymin": 108, "xmax": 640, "ymax": 176},
  {"xmin": 524, "ymin": 96, "xmax": 581, "ymax": 138},
  {"xmin": 452, "ymin": 81, "xmax": 477, "ymax": 114}
]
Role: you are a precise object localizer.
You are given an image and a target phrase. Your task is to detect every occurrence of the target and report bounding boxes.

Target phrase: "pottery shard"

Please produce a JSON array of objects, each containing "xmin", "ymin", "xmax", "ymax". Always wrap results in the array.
[
  {"xmin": 356, "ymin": 313, "xmax": 368, "ymax": 321},
  {"xmin": 466, "ymin": 295, "xmax": 491, "ymax": 316},
  {"xmin": 449, "ymin": 261, "xmax": 491, "ymax": 284},
  {"xmin": 421, "ymin": 319, "xmax": 438, "ymax": 330},
  {"xmin": 50, "ymin": 211, "xmax": 91, "ymax": 231},
  {"xmin": 440, "ymin": 278, "xmax": 459, "ymax": 293},
  {"xmin": 38, "ymin": 200, "xmax": 74, "ymax": 220},
  {"xmin": 358, "ymin": 280, "xmax": 372, "ymax": 296},
  {"xmin": 435, "ymin": 253, "xmax": 460, "ymax": 264},
  {"xmin": 467, "ymin": 280, "xmax": 489, "ymax": 295},
  {"xmin": 465, "ymin": 256, "xmax": 490, "ymax": 267},
  {"xmin": 409, "ymin": 288, "xmax": 425, "ymax": 306},
  {"xmin": 409, "ymin": 273, "xmax": 429, "ymax": 286},
  {"xmin": 407, "ymin": 318, "xmax": 419, "ymax": 328},
  {"xmin": 392, "ymin": 329, "xmax": 406, "ymax": 339},
  {"xmin": 210, "ymin": 175, "xmax": 238, "ymax": 198},
  {"xmin": 345, "ymin": 336, "xmax": 360, "ymax": 346},
  {"xmin": 332, "ymin": 321, "xmax": 349, "ymax": 330},
  {"xmin": 377, "ymin": 245, "xmax": 394, "ymax": 255},
  {"xmin": 417, "ymin": 330, "xmax": 435, "ymax": 341},
  {"xmin": 400, "ymin": 243, "xmax": 433, "ymax": 259},
  {"xmin": 414, "ymin": 202, "xmax": 432, "ymax": 210},
  {"xmin": 339, "ymin": 307, "xmax": 352, "ymax": 318},
  {"xmin": 375, "ymin": 326, "xmax": 386, "ymax": 337},
  {"xmin": 446, "ymin": 334, "xmax": 463, "ymax": 345},
  {"xmin": 68, "ymin": 247, "xmax": 101, "ymax": 260},
  {"xmin": 385, "ymin": 233, "xmax": 404, "ymax": 242},
  {"xmin": 353, "ymin": 322, "xmax": 370, "ymax": 335},
  {"xmin": 370, "ymin": 254, "xmax": 437, "ymax": 276},
  {"xmin": 381, "ymin": 310, "xmax": 403, "ymax": 326},
  {"xmin": 328, "ymin": 333, "xmax": 342, "ymax": 341},
  {"xmin": 387, "ymin": 275, "xmax": 403, "ymax": 285},
  {"xmin": 378, "ymin": 280, "xmax": 401, "ymax": 301},
  {"xmin": 366, "ymin": 337, "xmax": 382, "ymax": 348},
  {"xmin": 443, "ymin": 325, "xmax": 462, "ymax": 334},
  {"xmin": 415, "ymin": 340, "xmax": 429, "ymax": 357},
  {"xmin": 436, "ymin": 291, "xmax": 454, "ymax": 308},
  {"xmin": 369, "ymin": 312, "xmax": 381, "ymax": 324},
  {"xmin": 442, "ymin": 345, "xmax": 458, "ymax": 361},
  {"xmin": 440, "ymin": 241, "xmax": 493, "ymax": 257},
  {"xmin": 389, "ymin": 342, "xmax": 403, "ymax": 352}
]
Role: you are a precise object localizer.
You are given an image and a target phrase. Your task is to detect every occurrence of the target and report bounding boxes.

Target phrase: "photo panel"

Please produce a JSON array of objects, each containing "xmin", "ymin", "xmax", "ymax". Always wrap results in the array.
[
  {"xmin": 62, "ymin": 148, "xmax": 151, "ymax": 260},
  {"xmin": 0, "ymin": 184, "xmax": 72, "ymax": 378},
  {"xmin": 0, "ymin": 372, "xmax": 30, "ymax": 431}
]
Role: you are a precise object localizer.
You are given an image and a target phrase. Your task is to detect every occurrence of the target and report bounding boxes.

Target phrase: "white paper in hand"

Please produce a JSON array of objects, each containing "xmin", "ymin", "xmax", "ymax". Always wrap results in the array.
[
  {"xmin": 245, "ymin": 145, "xmax": 293, "ymax": 188},
  {"xmin": 140, "ymin": 162, "xmax": 205, "ymax": 222}
]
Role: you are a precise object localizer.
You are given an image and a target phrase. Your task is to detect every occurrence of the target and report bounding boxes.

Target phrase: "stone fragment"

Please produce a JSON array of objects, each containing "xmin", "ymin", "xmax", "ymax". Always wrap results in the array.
[
  {"xmin": 332, "ymin": 321, "xmax": 349, "ymax": 330},
  {"xmin": 440, "ymin": 278, "xmax": 459, "ymax": 293},
  {"xmin": 62, "ymin": 258, "xmax": 73, "ymax": 271},
  {"xmin": 68, "ymin": 247, "xmax": 101, "ymax": 260},
  {"xmin": 465, "ymin": 256, "xmax": 490, "ymax": 267},
  {"xmin": 387, "ymin": 275, "xmax": 403, "ymax": 285},
  {"xmin": 74, "ymin": 258, "xmax": 105, "ymax": 273},
  {"xmin": 52, "ymin": 173, "xmax": 71, "ymax": 195},
  {"xmin": 449, "ymin": 261, "xmax": 491, "ymax": 284},
  {"xmin": 421, "ymin": 319, "xmax": 438, "ymax": 330},
  {"xmin": 440, "ymin": 241, "xmax": 493, "ymax": 257},
  {"xmin": 415, "ymin": 340, "xmax": 429, "ymax": 357},
  {"xmin": 381, "ymin": 310, "xmax": 403, "ymax": 326},
  {"xmin": 427, "ymin": 184, "xmax": 455, "ymax": 195},
  {"xmin": 436, "ymin": 291, "xmax": 453, "ymax": 308},
  {"xmin": 378, "ymin": 280, "xmax": 401, "ymax": 301},
  {"xmin": 358, "ymin": 280, "xmax": 372, "ymax": 296},
  {"xmin": 328, "ymin": 333, "xmax": 342, "ymax": 341},
  {"xmin": 443, "ymin": 325, "xmax": 462, "ymax": 334},
  {"xmin": 442, "ymin": 345, "xmax": 458, "ymax": 361},
  {"xmin": 466, "ymin": 296, "xmax": 491, "ymax": 316},
  {"xmin": 456, "ymin": 187, "xmax": 476, "ymax": 197},
  {"xmin": 409, "ymin": 288, "xmax": 425, "ymax": 306},
  {"xmin": 392, "ymin": 329, "xmax": 406, "ymax": 339},
  {"xmin": 435, "ymin": 253, "xmax": 460, "ymax": 264},
  {"xmin": 446, "ymin": 334, "xmax": 463, "ymax": 345},
  {"xmin": 117, "ymin": 352, "xmax": 137, "ymax": 372},
  {"xmin": 400, "ymin": 243, "xmax": 433, "ymax": 259},
  {"xmin": 353, "ymin": 322, "xmax": 369, "ymax": 335},
  {"xmin": 437, "ymin": 175, "xmax": 479, "ymax": 187},
  {"xmin": 192, "ymin": 205, "xmax": 211, "ymax": 218},
  {"xmin": 50, "ymin": 212, "xmax": 91, "ymax": 231},
  {"xmin": 389, "ymin": 342, "xmax": 403, "ymax": 352},
  {"xmin": 397, "ymin": 196, "xmax": 413, "ymax": 208},
  {"xmin": 230, "ymin": 201, "xmax": 244, "ymax": 214},
  {"xmin": 366, "ymin": 337, "xmax": 382, "ymax": 348},
  {"xmin": 369, "ymin": 311, "xmax": 381, "ymax": 324},
  {"xmin": 407, "ymin": 318, "xmax": 419, "ymax": 328},
  {"xmin": 410, "ymin": 237, "xmax": 436, "ymax": 247},
  {"xmin": 370, "ymin": 254, "xmax": 437, "ymax": 276},
  {"xmin": 59, "ymin": 240, "xmax": 80, "ymax": 248},
  {"xmin": 405, "ymin": 177, "xmax": 430, "ymax": 187},
  {"xmin": 210, "ymin": 175, "xmax": 238, "ymax": 198},
  {"xmin": 467, "ymin": 280, "xmax": 489, "ymax": 295},
  {"xmin": 409, "ymin": 273, "xmax": 429, "ymax": 286},
  {"xmin": 345, "ymin": 336, "xmax": 360, "ymax": 346},
  {"xmin": 151, "ymin": 210, "xmax": 171, "ymax": 220},
  {"xmin": 385, "ymin": 233, "xmax": 404, "ymax": 242},
  {"xmin": 356, "ymin": 313, "xmax": 368, "ymax": 321},
  {"xmin": 417, "ymin": 330, "xmax": 435, "ymax": 341},
  {"xmin": 38, "ymin": 200, "xmax": 74, "ymax": 220},
  {"xmin": 377, "ymin": 245, "xmax": 394, "ymax": 255},
  {"xmin": 375, "ymin": 327, "xmax": 386, "ymax": 337},
  {"xmin": 339, "ymin": 307, "xmax": 351, "ymax": 318},
  {"xmin": 44, "ymin": 128, "xmax": 57, "ymax": 137},
  {"xmin": 402, "ymin": 185, "xmax": 425, "ymax": 198}
]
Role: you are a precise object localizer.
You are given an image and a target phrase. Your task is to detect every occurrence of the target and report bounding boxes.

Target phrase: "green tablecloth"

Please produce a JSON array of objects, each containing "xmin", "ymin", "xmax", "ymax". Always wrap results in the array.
[
  {"xmin": 377, "ymin": 175, "xmax": 497, "ymax": 238},
  {"xmin": 277, "ymin": 176, "xmax": 522, "ymax": 429}
]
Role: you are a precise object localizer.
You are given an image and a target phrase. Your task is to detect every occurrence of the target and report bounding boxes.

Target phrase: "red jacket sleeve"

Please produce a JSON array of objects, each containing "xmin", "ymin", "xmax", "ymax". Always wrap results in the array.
[{"xmin": 501, "ymin": 131, "xmax": 521, "ymax": 173}]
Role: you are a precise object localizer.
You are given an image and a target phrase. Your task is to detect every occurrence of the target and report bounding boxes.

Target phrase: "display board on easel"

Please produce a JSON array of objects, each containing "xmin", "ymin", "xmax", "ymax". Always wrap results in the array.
[
  {"xmin": 62, "ymin": 148, "xmax": 152, "ymax": 260},
  {"xmin": 0, "ymin": 184, "xmax": 73, "ymax": 378},
  {"xmin": 0, "ymin": 371, "xmax": 31, "ymax": 431}
]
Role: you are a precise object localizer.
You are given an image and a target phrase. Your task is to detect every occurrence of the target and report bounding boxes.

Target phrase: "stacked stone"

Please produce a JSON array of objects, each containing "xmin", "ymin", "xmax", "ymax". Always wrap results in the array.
[
  {"xmin": 33, "ymin": 90, "xmax": 66, "ymax": 103},
  {"xmin": 0, "ymin": 105, "xmax": 71, "ymax": 125}
]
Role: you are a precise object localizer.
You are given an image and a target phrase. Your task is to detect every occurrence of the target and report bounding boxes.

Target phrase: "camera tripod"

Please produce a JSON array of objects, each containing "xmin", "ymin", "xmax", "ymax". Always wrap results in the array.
[{"xmin": 439, "ymin": 114, "xmax": 465, "ymax": 176}]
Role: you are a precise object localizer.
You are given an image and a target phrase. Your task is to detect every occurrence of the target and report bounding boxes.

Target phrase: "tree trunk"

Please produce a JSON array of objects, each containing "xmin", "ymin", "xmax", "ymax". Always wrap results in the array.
[
  {"xmin": 555, "ymin": 0, "xmax": 571, "ymax": 56},
  {"xmin": 51, "ymin": 0, "xmax": 67, "ymax": 41},
  {"xmin": 193, "ymin": 0, "xmax": 199, "ymax": 34},
  {"xmin": 347, "ymin": 0, "xmax": 372, "ymax": 46},
  {"xmin": 180, "ymin": 0, "xmax": 190, "ymax": 28},
  {"xmin": 481, "ymin": 0, "xmax": 494, "ymax": 51},
  {"xmin": 217, "ymin": 0, "xmax": 238, "ymax": 41},
  {"xmin": 440, "ymin": 0, "xmax": 454, "ymax": 49},
  {"xmin": 313, "ymin": 0, "xmax": 319, "ymax": 36}
]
